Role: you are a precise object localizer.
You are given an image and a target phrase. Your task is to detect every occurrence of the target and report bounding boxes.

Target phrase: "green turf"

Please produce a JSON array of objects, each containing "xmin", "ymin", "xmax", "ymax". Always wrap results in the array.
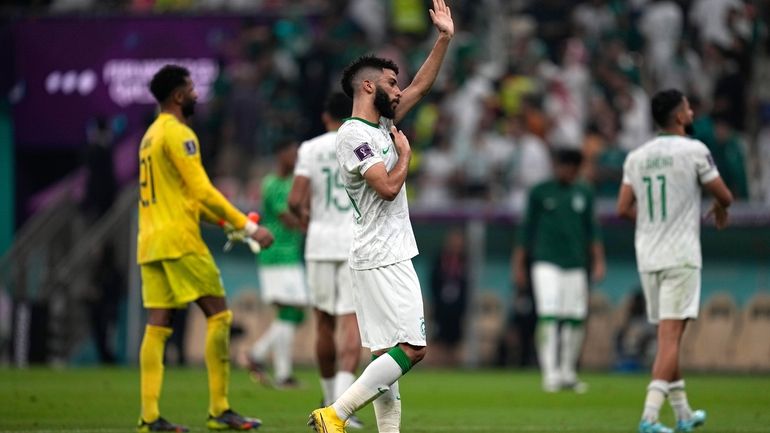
[{"xmin": 1, "ymin": 367, "xmax": 769, "ymax": 432}]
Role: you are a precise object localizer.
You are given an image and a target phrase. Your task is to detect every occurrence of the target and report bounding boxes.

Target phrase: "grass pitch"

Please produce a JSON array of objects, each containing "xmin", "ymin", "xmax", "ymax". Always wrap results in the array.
[{"xmin": 1, "ymin": 367, "xmax": 769, "ymax": 433}]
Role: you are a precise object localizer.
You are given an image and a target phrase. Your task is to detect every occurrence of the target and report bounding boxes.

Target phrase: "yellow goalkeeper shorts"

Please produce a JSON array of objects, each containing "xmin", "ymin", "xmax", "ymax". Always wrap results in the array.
[{"xmin": 141, "ymin": 252, "xmax": 226, "ymax": 309}]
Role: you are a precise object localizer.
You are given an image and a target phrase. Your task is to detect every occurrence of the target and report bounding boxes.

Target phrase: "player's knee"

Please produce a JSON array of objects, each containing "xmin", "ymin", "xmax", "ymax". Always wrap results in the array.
[{"xmin": 402, "ymin": 344, "xmax": 427, "ymax": 365}]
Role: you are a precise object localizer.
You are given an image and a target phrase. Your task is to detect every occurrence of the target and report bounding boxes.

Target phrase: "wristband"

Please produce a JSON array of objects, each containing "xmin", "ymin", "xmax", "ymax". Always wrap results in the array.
[{"xmin": 243, "ymin": 219, "xmax": 258, "ymax": 236}]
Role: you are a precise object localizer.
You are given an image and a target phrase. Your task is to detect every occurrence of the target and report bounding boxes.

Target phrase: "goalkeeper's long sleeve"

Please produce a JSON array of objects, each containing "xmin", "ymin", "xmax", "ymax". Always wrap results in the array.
[
  {"xmin": 199, "ymin": 204, "xmax": 222, "ymax": 226},
  {"xmin": 166, "ymin": 141, "xmax": 248, "ymax": 230}
]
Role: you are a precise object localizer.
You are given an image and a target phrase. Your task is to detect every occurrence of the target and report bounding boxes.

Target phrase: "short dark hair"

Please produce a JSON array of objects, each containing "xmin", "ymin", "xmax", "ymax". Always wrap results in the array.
[
  {"xmin": 651, "ymin": 89, "xmax": 685, "ymax": 128},
  {"xmin": 324, "ymin": 92, "xmax": 353, "ymax": 121},
  {"xmin": 553, "ymin": 148, "xmax": 583, "ymax": 166},
  {"xmin": 149, "ymin": 64, "xmax": 190, "ymax": 104},
  {"xmin": 340, "ymin": 55, "xmax": 399, "ymax": 98},
  {"xmin": 273, "ymin": 138, "xmax": 297, "ymax": 155}
]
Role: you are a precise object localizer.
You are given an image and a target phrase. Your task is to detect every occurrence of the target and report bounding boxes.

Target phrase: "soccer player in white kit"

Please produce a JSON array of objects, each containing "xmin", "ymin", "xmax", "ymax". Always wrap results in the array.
[
  {"xmin": 617, "ymin": 89, "xmax": 733, "ymax": 433},
  {"xmin": 308, "ymin": 1, "xmax": 453, "ymax": 432},
  {"xmin": 287, "ymin": 93, "xmax": 365, "ymax": 429}
]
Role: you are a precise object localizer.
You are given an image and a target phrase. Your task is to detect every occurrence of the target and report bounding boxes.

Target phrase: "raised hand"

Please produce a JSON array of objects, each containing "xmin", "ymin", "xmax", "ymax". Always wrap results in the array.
[{"xmin": 429, "ymin": 0, "xmax": 454, "ymax": 38}]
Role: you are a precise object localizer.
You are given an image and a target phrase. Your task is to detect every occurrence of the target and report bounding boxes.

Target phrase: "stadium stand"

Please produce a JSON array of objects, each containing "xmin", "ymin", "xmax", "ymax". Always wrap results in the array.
[
  {"xmin": 580, "ymin": 292, "xmax": 614, "ymax": 369},
  {"xmin": 732, "ymin": 292, "xmax": 770, "ymax": 371},
  {"xmin": 681, "ymin": 293, "xmax": 740, "ymax": 371}
]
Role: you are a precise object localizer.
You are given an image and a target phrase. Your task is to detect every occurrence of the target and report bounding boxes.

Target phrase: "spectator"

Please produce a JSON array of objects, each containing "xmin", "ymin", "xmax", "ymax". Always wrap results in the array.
[
  {"xmin": 429, "ymin": 229, "xmax": 469, "ymax": 367},
  {"xmin": 418, "ymin": 131, "xmax": 460, "ymax": 209},
  {"xmin": 689, "ymin": 0, "xmax": 745, "ymax": 51},
  {"xmin": 638, "ymin": 0, "xmax": 683, "ymax": 90},
  {"xmin": 572, "ymin": 0, "xmax": 617, "ymax": 50},
  {"xmin": 86, "ymin": 243, "xmax": 123, "ymax": 364},
  {"xmin": 710, "ymin": 115, "xmax": 749, "ymax": 199},
  {"xmin": 503, "ymin": 114, "xmax": 552, "ymax": 210},
  {"xmin": 82, "ymin": 117, "xmax": 117, "ymax": 221}
]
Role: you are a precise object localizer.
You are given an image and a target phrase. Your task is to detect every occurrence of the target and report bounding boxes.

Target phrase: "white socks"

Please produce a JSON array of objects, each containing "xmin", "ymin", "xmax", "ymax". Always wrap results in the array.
[
  {"xmin": 332, "ymin": 354, "xmax": 403, "ymax": 420},
  {"xmin": 249, "ymin": 320, "xmax": 296, "ymax": 381},
  {"xmin": 334, "ymin": 371, "xmax": 356, "ymax": 401},
  {"xmin": 641, "ymin": 380, "xmax": 695, "ymax": 422},
  {"xmin": 373, "ymin": 381, "xmax": 401, "ymax": 433},
  {"xmin": 273, "ymin": 321, "xmax": 296, "ymax": 381},
  {"xmin": 537, "ymin": 321, "xmax": 559, "ymax": 390},
  {"xmin": 250, "ymin": 322, "xmax": 279, "ymax": 361},
  {"xmin": 669, "ymin": 380, "xmax": 694, "ymax": 421},
  {"xmin": 559, "ymin": 323, "xmax": 585, "ymax": 384},
  {"xmin": 642, "ymin": 380, "xmax": 669, "ymax": 422},
  {"xmin": 320, "ymin": 377, "xmax": 336, "ymax": 406},
  {"xmin": 321, "ymin": 371, "xmax": 357, "ymax": 407}
]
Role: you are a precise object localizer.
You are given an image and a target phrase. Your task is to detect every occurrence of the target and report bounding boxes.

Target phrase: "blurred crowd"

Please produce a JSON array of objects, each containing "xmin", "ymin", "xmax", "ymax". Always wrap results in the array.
[{"xmin": 18, "ymin": 0, "xmax": 770, "ymax": 208}]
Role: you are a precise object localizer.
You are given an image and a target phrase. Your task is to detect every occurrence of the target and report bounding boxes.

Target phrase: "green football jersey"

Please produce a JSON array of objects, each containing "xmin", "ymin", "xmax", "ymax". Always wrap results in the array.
[
  {"xmin": 517, "ymin": 180, "xmax": 601, "ymax": 269},
  {"xmin": 258, "ymin": 173, "xmax": 303, "ymax": 266}
]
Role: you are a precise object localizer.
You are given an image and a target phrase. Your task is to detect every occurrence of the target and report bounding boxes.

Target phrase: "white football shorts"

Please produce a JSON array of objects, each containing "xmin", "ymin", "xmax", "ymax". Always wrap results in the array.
[
  {"xmin": 531, "ymin": 261, "xmax": 588, "ymax": 319},
  {"xmin": 258, "ymin": 264, "xmax": 309, "ymax": 307},
  {"xmin": 306, "ymin": 260, "xmax": 356, "ymax": 315},
  {"xmin": 640, "ymin": 266, "xmax": 701, "ymax": 324},
  {"xmin": 351, "ymin": 260, "xmax": 426, "ymax": 351}
]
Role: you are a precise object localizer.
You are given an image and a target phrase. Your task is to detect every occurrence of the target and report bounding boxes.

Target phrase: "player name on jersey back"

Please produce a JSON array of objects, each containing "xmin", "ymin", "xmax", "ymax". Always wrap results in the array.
[{"xmin": 622, "ymin": 134, "xmax": 719, "ymax": 272}]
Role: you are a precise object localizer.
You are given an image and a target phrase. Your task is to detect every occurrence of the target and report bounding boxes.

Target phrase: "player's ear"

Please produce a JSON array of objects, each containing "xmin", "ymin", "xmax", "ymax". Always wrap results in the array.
[
  {"xmin": 171, "ymin": 86, "xmax": 185, "ymax": 105},
  {"xmin": 675, "ymin": 109, "xmax": 685, "ymax": 126},
  {"xmin": 363, "ymin": 79, "xmax": 375, "ymax": 95}
]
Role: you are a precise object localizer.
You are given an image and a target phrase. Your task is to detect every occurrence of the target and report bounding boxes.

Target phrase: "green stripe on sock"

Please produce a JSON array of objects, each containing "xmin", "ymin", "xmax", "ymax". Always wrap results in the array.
[
  {"xmin": 538, "ymin": 316, "xmax": 558, "ymax": 323},
  {"xmin": 387, "ymin": 346, "xmax": 412, "ymax": 374},
  {"xmin": 562, "ymin": 318, "xmax": 585, "ymax": 326},
  {"xmin": 278, "ymin": 306, "xmax": 305, "ymax": 324},
  {"xmin": 371, "ymin": 353, "xmax": 380, "ymax": 362}
]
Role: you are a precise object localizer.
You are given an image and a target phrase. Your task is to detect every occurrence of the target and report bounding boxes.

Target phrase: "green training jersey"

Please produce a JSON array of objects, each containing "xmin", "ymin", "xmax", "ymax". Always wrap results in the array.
[
  {"xmin": 258, "ymin": 173, "xmax": 303, "ymax": 266},
  {"xmin": 517, "ymin": 179, "xmax": 601, "ymax": 269}
]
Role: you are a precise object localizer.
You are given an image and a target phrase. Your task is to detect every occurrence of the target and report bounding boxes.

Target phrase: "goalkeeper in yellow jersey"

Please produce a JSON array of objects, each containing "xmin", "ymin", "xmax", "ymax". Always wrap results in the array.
[{"xmin": 136, "ymin": 64, "xmax": 273, "ymax": 432}]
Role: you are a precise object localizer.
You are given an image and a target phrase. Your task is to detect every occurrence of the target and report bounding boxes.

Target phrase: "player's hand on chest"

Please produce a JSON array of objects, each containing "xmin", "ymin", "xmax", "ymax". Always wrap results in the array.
[{"xmin": 375, "ymin": 128, "xmax": 396, "ymax": 164}]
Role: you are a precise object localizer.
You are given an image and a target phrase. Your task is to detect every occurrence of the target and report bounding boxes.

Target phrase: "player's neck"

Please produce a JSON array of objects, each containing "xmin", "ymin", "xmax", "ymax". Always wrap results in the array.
[
  {"xmin": 160, "ymin": 106, "xmax": 186, "ymax": 124},
  {"xmin": 660, "ymin": 126, "xmax": 685, "ymax": 136},
  {"xmin": 277, "ymin": 166, "xmax": 292, "ymax": 177},
  {"xmin": 351, "ymin": 99, "xmax": 380, "ymax": 124}
]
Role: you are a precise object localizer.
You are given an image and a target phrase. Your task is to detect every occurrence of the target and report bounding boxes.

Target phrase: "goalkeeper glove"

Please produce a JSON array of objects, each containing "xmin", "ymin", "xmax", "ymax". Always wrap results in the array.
[{"xmin": 219, "ymin": 212, "xmax": 261, "ymax": 254}]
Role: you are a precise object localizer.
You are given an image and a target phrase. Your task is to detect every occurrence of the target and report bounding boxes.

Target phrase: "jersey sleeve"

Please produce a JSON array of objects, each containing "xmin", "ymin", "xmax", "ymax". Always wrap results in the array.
[
  {"xmin": 338, "ymin": 128, "xmax": 383, "ymax": 176},
  {"xmin": 165, "ymin": 126, "xmax": 248, "ymax": 229},
  {"xmin": 199, "ymin": 205, "xmax": 221, "ymax": 225},
  {"xmin": 692, "ymin": 140, "xmax": 720, "ymax": 184},
  {"xmin": 294, "ymin": 140, "xmax": 311, "ymax": 179}
]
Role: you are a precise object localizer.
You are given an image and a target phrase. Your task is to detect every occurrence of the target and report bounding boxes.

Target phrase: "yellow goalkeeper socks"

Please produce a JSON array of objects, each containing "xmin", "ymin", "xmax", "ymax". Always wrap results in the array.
[
  {"xmin": 206, "ymin": 310, "xmax": 233, "ymax": 416},
  {"xmin": 140, "ymin": 324, "xmax": 173, "ymax": 422}
]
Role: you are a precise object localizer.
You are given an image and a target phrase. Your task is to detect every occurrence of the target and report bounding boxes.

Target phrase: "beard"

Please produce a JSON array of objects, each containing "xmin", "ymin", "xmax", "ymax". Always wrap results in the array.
[
  {"xmin": 684, "ymin": 122, "xmax": 694, "ymax": 136},
  {"xmin": 373, "ymin": 86, "xmax": 396, "ymax": 119},
  {"xmin": 181, "ymin": 99, "xmax": 196, "ymax": 118}
]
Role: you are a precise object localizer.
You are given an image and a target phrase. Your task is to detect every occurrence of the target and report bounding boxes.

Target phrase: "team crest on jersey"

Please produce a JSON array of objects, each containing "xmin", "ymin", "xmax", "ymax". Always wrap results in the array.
[
  {"xmin": 184, "ymin": 140, "xmax": 197, "ymax": 155},
  {"xmin": 354, "ymin": 143, "xmax": 374, "ymax": 161},
  {"xmin": 572, "ymin": 194, "xmax": 586, "ymax": 212}
]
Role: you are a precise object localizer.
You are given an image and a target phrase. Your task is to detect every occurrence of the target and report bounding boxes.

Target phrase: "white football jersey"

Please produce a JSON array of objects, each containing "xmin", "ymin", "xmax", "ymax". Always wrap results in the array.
[
  {"xmin": 294, "ymin": 131, "xmax": 354, "ymax": 261},
  {"xmin": 336, "ymin": 117, "xmax": 419, "ymax": 270},
  {"xmin": 622, "ymin": 134, "xmax": 720, "ymax": 272}
]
